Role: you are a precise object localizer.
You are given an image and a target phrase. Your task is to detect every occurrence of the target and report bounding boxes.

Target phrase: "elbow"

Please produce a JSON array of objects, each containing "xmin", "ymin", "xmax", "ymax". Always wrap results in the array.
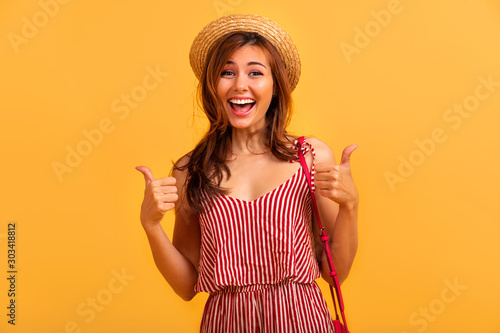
[
  {"xmin": 337, "ymin": 270, "xmax": 350, "ymax": 286},
  {"xmin": 336, "ymin": 255, "xmax": 356, "ymax": 286},
  {"xmin": 319, "ymin": 254, "xmax": 356, "ymax": 287},
  {"xmin": 322, "ymin": 266, "xmax": 350, "ymax": 287},
  {"xmin": 320, "ymin": 258, "xmax": 354, "ymax": 287},
  {"xmin": 182, "ymin": 293, "xmax": 196, "ymax": 302},
  {"xmin": 178, "ymin": 288, "xmax": 197, "ymax": 302},
  {"xmin": 334, "ymin": 247, "xmax": 358, "ymax": 286},
  {"xmin": 337, "ymin": 257, "xmax": 356, "ymax": 286}
]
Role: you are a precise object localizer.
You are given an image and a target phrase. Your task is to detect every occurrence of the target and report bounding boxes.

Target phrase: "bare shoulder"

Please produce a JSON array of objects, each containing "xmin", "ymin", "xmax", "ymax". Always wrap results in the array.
[{"xmin": 306, "ymin": 136, "xmax": 337, "ymax": 164}]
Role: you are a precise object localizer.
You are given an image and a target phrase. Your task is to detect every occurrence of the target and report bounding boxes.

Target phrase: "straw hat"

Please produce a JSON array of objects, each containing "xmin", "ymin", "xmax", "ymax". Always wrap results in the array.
[{"xmin": 189, "ymin": 14, "xmax": 301, "ymax": 91}]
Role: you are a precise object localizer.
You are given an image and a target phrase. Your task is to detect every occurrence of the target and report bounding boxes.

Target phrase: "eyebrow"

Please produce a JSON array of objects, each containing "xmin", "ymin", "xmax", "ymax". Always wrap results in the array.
[{"xmin": 226, "ymin": 60, "xmax": 267, "ymax": 69}]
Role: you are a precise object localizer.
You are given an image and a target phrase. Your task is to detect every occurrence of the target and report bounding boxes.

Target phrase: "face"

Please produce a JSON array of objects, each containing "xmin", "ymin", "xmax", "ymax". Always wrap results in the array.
[{"xmin": 217, "ymin": 44, "xmax": 274, "ymax": 132}]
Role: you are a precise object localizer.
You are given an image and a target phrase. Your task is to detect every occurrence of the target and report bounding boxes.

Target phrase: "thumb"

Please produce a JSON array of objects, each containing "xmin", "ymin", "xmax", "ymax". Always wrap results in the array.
[
  {"xmin": 135, "ymin": 166, "xmax": 154, "ymax": 186},
  {"xmin": 340, "ymin": 145, "xmax": 358, "ymax": 166}
]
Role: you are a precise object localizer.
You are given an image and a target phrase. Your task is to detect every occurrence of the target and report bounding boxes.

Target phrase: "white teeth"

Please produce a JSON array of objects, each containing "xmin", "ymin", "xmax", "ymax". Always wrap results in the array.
[{"xmin": 229, "ymin": 99, "xmax": 255, "ymax": 104}]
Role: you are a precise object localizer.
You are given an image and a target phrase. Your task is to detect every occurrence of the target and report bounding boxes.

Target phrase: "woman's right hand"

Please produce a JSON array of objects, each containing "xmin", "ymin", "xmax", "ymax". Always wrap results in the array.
[{"xmin": 135, "ymin": 166, "xmax": 178, "ymax": 229}]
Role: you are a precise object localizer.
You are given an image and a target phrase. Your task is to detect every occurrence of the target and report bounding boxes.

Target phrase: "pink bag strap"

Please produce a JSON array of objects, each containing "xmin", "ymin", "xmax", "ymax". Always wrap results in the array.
[{"xmin": 297, "ymin": 136, "xmax": 349, "ymax": 331}]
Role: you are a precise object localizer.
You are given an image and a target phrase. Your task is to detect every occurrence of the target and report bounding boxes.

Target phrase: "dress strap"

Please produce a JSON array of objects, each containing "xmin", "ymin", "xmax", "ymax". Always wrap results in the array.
[{"xmin": 290, "ymin": 136, "xmax": 316, "ymax": 192}]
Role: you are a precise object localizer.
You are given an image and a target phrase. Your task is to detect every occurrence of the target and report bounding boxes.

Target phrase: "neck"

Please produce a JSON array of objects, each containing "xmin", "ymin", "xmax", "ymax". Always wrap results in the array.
[{"xmin": 230, "ymin": 127, "xmax": 268, "ymax": 155}]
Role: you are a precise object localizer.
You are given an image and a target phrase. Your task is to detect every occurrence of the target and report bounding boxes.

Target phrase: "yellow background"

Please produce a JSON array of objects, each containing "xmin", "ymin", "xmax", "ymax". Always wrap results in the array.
[{"xmin": 1, "ymin": 0, "xmax": 499, "ymax": 332}]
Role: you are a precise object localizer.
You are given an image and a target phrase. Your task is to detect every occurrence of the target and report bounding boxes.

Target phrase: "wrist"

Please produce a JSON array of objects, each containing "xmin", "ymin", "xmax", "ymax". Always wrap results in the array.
[
  {"xmin": 142, "ymin": 220, "xmax": 163, "ymax": 234},
  {"xmin": 339, "ymin": 200, "xmax": 359, "ymax": 214}
]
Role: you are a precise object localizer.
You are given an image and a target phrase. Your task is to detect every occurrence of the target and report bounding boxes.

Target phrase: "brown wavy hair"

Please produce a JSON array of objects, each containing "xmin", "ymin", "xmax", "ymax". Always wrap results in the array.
[{"xmin": 174, "ymin": 31, "xmax": 297, "ymax": 213}]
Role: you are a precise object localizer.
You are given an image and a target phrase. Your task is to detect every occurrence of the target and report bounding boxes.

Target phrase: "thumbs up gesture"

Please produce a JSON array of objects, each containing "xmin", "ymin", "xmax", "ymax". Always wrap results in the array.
[
  {"xmin": 314, "ymin": 145, "xmax": 359, "ymax": 210},
  {"xmin": 135, "ymin": 166, "xmax": 178, "ymax": 228}
]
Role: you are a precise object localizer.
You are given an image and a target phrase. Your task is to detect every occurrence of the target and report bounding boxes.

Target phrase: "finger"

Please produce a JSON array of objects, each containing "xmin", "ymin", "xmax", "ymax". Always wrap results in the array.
[
  {"xmin": 163, "ymin": 203, "xmax": 176, "ymax": 211},
  {"xmin": 318, "ymin": 188, "xmax": 339, "ymax": 200},
  {"xmin": 314, "ymin": 170, "xmax": 338, "ymax": 182},
  {"xmin": 154, "ymin": 176, "xmax": 177, "ymax": 186},
  {"xmin": 153, "ymin": 186, "xmax": 178, "ymax": 196},
  {"xmin": 135, "ymin": 166, "xmax": 154, "ymax": 186},
  {"xmin": 314, "ymin": 162, "xmax": 338, "ymax": 173},
  {"xmin": 158, "ymin": 193, "xmax": 179, "ymax": 203},
  {"xmin": 167, "ymin": 193, "xmax": 179, "ymax": 202},
  {"xmin": 315, "ymin": 180, "xmax": 336, "ymax": 191},
  {"xmin": 340, "ymin": 145, "xmax": 358, "ymax": 166},
  {"xmin": 162, "ymin": 186, "xmax": 178, "ymax": 194}
]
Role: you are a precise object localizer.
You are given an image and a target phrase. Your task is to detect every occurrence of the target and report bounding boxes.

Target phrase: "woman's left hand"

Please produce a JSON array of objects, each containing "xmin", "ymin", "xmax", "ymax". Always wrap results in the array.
[{"xmin": 314, "ymin": 145, "xmax": 359, "ymax": 210}]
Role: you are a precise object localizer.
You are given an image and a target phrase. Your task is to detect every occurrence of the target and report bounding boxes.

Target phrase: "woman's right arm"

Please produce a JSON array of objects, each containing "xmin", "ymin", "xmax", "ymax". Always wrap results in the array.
[{"xmin": 136, "ymin": 160, "xmax": 201, "ymax": 301}]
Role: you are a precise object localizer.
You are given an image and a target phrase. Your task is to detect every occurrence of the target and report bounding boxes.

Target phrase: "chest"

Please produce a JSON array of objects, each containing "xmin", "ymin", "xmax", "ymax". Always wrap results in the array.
[{"xmin": 220, "ymin": 155, "xmax": 302, "ymax": 202}]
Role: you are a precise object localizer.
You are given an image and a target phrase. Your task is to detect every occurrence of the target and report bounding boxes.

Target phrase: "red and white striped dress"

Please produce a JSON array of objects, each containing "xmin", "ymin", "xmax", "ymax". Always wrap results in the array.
[{"xmin": 194, "ymin": 138, "xmax": 335, "ymax": 333}]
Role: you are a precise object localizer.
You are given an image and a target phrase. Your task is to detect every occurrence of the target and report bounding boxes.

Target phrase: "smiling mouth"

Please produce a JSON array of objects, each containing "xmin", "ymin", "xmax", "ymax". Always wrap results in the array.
[{"xmin": 229, "ymin": 99, "xmax": 256, "ymax": 115}]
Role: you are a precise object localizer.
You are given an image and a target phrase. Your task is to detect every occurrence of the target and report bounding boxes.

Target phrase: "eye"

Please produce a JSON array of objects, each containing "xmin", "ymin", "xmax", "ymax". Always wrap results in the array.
[
  {"xmin": 221, "ymin": 70, "xmax": 234, "ymax": 76},
  {"xmin": 250, "ymin": 71, "xmax": 263, "ymax": 76}
]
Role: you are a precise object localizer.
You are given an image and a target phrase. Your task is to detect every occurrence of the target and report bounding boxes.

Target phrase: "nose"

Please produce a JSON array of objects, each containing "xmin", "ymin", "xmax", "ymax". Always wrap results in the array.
[{"xmin": 233, "ymin": 73, "xmax": 248, "ymax": 92}]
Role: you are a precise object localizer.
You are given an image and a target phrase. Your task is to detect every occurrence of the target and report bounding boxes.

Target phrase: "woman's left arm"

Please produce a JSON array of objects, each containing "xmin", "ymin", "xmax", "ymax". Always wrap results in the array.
[{"xmin": 308, "ymin": 137, "xmax": 359, "ymax": 286}]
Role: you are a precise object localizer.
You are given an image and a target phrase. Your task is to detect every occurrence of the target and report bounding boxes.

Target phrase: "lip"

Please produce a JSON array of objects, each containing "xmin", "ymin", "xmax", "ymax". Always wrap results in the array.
[
  {"xmin": 229, "ymin": 100, "xmax": 255, "ymax": 117},
  {"xmin": 229, "ymin": 96, "xmax": 255, "ymax": 101}
]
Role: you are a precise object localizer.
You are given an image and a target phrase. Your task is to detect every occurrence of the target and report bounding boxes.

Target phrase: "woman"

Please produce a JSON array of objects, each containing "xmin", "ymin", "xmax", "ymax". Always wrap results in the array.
[{"xmin": 136, "ymin": 14, "xmax": 359, "ymax": 332}]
